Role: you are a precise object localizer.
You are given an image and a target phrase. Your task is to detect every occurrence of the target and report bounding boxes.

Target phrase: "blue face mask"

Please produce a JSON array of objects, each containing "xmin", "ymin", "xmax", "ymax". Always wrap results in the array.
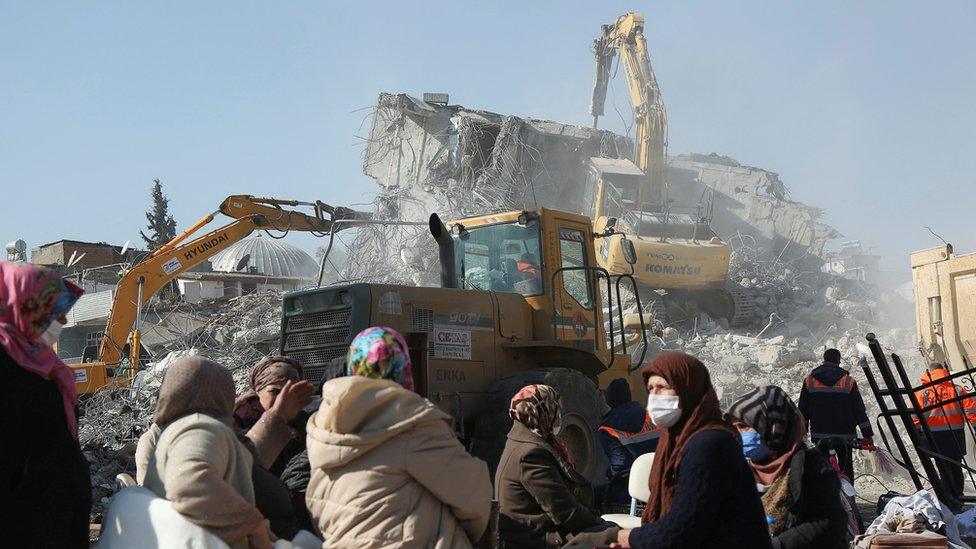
[{"xmin": 741, "ymin": 431, "xmax": 770, "ymax": 461}]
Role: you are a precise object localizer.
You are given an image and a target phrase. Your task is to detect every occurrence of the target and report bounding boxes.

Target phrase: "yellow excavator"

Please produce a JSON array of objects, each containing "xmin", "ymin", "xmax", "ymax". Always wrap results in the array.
[
  {"xmin": 71, "ymin": 195, "xmax": 370, "ymax": 394},
  {"xmin": 588, "ymin": 12, "xmax": 755, "ymax": 326}
]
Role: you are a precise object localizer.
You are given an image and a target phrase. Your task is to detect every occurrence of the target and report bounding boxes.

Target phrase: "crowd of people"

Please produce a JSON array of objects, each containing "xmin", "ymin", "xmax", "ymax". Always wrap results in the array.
[{"xmin": 0, "ymin": 260, "xmax": 968, "ymax": 548}]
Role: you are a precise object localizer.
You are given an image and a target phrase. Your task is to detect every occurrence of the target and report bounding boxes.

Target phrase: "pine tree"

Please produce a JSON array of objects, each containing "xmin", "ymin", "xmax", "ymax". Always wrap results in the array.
[{"xmin": 140, "ymin": 179, "xmax": 178, "ymax": 250}]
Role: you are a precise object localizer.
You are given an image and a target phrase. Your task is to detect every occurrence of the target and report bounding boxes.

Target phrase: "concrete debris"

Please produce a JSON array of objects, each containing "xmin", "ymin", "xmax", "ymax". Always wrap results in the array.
[
  {"xmin": 345, "ymin": 93, "xmax": 629, "ymax": 284},
  {"xmin": 669, "ymin": 154, "xmax": 841, "ymax": 268},
  {"xmin": 346, "ymin": 93, "xmax": 840, "ymax": 284}
]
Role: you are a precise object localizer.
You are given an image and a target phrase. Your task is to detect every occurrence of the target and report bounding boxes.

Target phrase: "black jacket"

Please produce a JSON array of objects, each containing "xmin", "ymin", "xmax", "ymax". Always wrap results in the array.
[
  {"xmin": 772, "ymin": 448, "xmax": 848, "ymax": 549},
  {"xmin": 0, "ymin": 347, "xmax": 91, "ymax": 548},
  {"xmin": 628, "ymin": 430, "xmax": 772, "ymax": 549},
  {"xmin": 798, "ymin": 362, "xmax": 873, "ymax": 441}
]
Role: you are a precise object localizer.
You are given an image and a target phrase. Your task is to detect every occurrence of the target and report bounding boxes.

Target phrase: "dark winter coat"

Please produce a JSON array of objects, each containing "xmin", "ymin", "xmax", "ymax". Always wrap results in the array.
[
  {"xmin": 798, "ymin": 362, "xmax": 873, "ymax": 442},
  {"xmin": 495, "ymin": 422, "xmax": 617, "ymax": 548},
  {"xmin": 0, "ymin": 347, "xmax": 91, "ymax": 548},
  {"xmin": 627, "ymin": 430, "xmax": 772, "ymax": 549},
  {"xmin": 771, "ymin": 448, "xmax": 848, "ymax": 549}
]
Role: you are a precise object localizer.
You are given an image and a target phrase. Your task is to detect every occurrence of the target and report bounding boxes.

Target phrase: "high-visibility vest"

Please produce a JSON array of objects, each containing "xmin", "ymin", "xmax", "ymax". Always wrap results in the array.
[
  {"xmin": 599, "ymin": 411, "xmax": 659, "ymax": 446},
  {"xmin": 804, "ymin": 373, "xmax": 856, "ymax": 394},
  {"xmin": 913, "ymin": 367, "xmax": 976, "ymax": 431}
]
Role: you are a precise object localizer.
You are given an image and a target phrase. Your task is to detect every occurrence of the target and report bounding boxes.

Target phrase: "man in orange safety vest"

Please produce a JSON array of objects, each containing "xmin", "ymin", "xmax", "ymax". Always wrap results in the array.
[{"xmin": 913, "ymin": 363, "xmax": 976, "ymax": 498}]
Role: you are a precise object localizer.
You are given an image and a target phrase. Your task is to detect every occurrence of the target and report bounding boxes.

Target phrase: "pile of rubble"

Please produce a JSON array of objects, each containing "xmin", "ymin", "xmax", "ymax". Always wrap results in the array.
[
  {"xmin": 79, "ymin": 291, "xmax": 284, "ymax": 517},
  {"xmin": 342, "ymin": 93, "xmax": 841, "ymax": 284}
]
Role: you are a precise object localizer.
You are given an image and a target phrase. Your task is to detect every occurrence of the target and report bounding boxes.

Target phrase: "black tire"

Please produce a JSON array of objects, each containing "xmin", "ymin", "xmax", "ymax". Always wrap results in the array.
[{"xmin": 469, "ymin": 368, "xmax": 609, "ymax": 485}]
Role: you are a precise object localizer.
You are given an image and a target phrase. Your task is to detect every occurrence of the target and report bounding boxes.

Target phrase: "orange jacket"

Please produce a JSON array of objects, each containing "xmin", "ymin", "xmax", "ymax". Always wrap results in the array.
[
  {"xmin": 913, "ymin": 367, "xmax": 976, "ymax": 431},
  {"xmin": 516, "ymin": 261, "xmax": 540, "ymax": 281}
]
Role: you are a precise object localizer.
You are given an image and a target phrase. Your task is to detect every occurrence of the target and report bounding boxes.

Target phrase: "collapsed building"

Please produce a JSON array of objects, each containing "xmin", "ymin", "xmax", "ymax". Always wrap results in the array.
[{"xmin": 344, "ymin": 92, "xmax": 840, "ymax": 285}]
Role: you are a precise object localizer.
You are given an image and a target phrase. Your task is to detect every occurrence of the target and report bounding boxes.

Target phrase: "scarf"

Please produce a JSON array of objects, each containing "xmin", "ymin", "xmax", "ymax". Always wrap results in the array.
[
  {"xmin": 509, "ymin": 384, "xmax": 573, "ymax": 466},
  {"xmin": 346, "ymin": 326, "xmax": 414, "ymax": 391},
  {"xmin": 727, "ymin": 385, "xmax": 807, "ymax": 486},
  {"xmin": 233, "ymin": 355, "xmax": 302, "ymax": 425},
  {"xmin": 155, "ymin": 356, "xmax": 236, "ymax": 428},
  {"xmin": 0, "ymin": 262, "xmax": 83, "ymax": 437},
  {"xmin": 641, "ymin": 352, "xmax": 737, "ymax": 523},
  {"xmin": 761, "ymin": 473, "xmax": 792, "ymax": 536}
]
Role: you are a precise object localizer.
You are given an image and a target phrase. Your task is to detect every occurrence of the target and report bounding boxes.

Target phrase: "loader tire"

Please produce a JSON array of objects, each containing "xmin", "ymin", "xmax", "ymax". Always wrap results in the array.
[{"xmin": 469, "ymin": 368, "xmax": 608, "ymax": 485}]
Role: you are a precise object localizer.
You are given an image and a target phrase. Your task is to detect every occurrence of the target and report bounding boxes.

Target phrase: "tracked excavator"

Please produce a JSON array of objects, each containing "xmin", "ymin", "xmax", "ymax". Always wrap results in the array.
[
  {"xmin": 280, "ymin": 207, "xmax": 650, "ymax": 482},
  {"xmin": 588, "ymin": 12, "xmax": 756, "ymax": 327},
  {"xmin": 72, "ymin": 195, "xmax": 371, "ymax": 394}
]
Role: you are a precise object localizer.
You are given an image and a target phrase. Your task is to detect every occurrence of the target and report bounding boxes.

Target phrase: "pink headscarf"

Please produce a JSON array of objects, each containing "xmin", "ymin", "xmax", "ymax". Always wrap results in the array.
[{"xmin": 0, "ymin": 262, "xmax": 84, "ymax": 437}]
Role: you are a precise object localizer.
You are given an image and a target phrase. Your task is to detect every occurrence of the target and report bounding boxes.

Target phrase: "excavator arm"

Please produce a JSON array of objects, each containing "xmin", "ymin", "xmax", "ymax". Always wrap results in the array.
[
  {"xmin": 94, "ymin": 195, "xmax": 369, "ymax": 378},
  {"xmin": 590, "ymin": 12, "xmax": 668, "ymax": 211}
]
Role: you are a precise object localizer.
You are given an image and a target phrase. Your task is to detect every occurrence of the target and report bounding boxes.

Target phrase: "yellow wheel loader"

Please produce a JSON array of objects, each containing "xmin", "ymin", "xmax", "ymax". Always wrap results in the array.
[
  {"xmin": 280, "ymin": 207, "xmax": 650, "ymax": 482},
  {"xmin": 588, "ymin": 12, "xmax": 756, "ymax": 326}
]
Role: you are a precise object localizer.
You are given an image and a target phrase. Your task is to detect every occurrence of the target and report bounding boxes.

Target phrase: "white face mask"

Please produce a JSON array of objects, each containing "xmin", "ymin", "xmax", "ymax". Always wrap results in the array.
[
  {"xmin": 38, "ymin": 320, "xmax": 64, "ymax": 347},
  {"xmin": 647, "ymin": 394, "xmax": 682, "ymax": 428}
]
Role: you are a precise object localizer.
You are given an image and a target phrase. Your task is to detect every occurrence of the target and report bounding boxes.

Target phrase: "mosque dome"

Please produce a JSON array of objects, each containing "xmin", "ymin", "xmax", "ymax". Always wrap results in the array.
[{"xmin": 210, "ymin": 237, "xmax": 319, "ymax": 279}]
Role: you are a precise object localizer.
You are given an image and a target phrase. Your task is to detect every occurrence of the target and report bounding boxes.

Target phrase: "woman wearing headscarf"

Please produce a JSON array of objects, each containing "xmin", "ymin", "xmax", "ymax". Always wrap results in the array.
[
  {"xmin": 142, "ymin": 356, "xmax": 273, "ymax": 549},
  {"xmin": 234, "ymin": 356, "xmax": 315, "ymax": 474},
  {"xmin": 727, "ymin": 385, "xmax": 847, "ymax": 549},
  {"xmin": 495, "ymin": 384, "xmax": 619, "ymax": 548},
  {"xmin": 0, "ymin": 262, "xmax": 90, "ymax": 548},
  {"xmin": 234, "ymin": 356, "xmax": 317, "ymax": 538},
  {"xmin": 613, "ymin": 352, "xmax": 771, "ymax": 549},
  {"xmin": 306, "ymin": 326, "xmax": 492, "ymax": 548}
]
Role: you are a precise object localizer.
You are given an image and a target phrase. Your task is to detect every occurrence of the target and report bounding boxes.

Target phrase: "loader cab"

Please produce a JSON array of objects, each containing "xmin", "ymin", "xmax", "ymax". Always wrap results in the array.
[{"xmin": 446, "ymin": 208, "xmax": 607, "ymax": 356}]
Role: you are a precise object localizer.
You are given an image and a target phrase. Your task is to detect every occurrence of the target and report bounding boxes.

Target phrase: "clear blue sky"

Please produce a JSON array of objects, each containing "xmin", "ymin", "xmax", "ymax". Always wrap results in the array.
[{"xmin": 2, "ymin": 2, "xmax": 974, "ymax": 273}]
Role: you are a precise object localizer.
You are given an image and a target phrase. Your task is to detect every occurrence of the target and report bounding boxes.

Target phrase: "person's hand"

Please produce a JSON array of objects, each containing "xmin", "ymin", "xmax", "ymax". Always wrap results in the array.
[
  {"xmin": 610, "ymin": 528, "xmax": 632, "ymax": 548},
  {"xmin": 270, "ymin": 379, "xmax": 315, "ymax": 422},
  {"xmin": 246, "ymin": 521, "xmax": 273, "ymax": 549}
]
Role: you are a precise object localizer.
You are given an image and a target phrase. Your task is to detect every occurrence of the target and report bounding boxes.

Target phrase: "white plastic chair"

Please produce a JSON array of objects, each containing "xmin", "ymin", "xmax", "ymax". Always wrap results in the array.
[{"xmin": 601, "ymin": 452, "xmax": 654, "ymax": 529}]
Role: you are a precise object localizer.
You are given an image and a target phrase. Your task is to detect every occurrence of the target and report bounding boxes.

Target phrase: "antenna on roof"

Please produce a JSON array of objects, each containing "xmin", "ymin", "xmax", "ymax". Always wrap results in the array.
[
  {"xmin": 120, "ymin": 240, "xmax": 131, "ymax": 258},
  {"xmin": 69, "ymin": 252, "xmax": 86, "ymax": 268},
  {"xmin": 66, "ymin": 251, "xmax": 78, "ymax": 267}
]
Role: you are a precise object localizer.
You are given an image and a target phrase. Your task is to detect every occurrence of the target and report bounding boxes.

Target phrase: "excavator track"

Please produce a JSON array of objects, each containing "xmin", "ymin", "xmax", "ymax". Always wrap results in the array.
[
  {"xmin": 725, "ymin": 285, "xmax": 759, "ymax": 327},
  {"xmin": 628, "ymin": 285, "xmax": 757, "ymax": 329}
]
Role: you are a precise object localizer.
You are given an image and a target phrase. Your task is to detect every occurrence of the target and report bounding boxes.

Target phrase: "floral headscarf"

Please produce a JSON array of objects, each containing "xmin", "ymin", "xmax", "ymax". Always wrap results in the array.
[
  {"xmin": 0, "ymin": 262, "xmax": 84, "ymax": 437},
  {"xmin": 346, "ymin": 326, "xmax": 414, "ymax": 391},
  {"xmin": 509, "ymin": 384, "xmax": 573, "ymax": 465}
]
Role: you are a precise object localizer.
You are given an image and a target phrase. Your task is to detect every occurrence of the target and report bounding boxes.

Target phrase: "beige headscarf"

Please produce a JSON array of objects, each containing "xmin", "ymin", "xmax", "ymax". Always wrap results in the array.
[{"xmin": 155, "ymin": 356, "xmax": 236, "ymax": 428}]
